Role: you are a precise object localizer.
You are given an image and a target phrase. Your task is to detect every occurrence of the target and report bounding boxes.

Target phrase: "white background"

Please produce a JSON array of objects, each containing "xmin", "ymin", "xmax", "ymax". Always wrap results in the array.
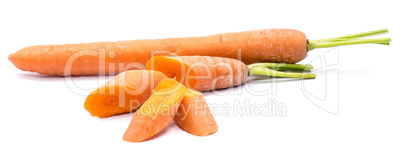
[{"xmin": 1, "ymin": 0, "xmax": 401, "ymax": 162}]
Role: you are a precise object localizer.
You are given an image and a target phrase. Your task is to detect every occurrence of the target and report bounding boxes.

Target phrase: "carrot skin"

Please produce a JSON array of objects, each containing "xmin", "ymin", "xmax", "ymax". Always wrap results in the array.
[
  {"xmin": 146, "ymin": 56, "xmax": 248, "ymax": 91},
  {"xmin": 123, "ymin": 78, "xmax": 187, "ymax": 142},
  {"xmin": 84, "ymin": 70, "xmax": 167, "ymax": 118},
  {"xmin": 175, "ymin": 89, "xmax": 218, "ymax": 136},
  {"xmin": 9, "ymin": 29, "xmax": 307, "ymax": 75}
]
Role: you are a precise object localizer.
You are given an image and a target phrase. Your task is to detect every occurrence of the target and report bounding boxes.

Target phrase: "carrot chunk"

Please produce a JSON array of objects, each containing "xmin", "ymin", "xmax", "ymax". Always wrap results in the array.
[
  {"xmin": 84, "ymin": 70, "xmax": 167, "ymax": 118},
  {"xmin": 175, "ymin": 89, "xmax": 218, "ymax": 136},
  {"xmin": 123, "ymin": 78, "xmax": 187, "ymax": 142}
]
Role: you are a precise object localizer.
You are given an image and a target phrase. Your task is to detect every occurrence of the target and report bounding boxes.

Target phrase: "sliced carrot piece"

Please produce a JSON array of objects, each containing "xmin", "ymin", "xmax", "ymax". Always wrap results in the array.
[
  {"xmin": 84, "ymin": 70, "xmax": 167, "ymax": 118},
  {"xmin": 175, "ymin": 89, "xmax": 218, "ymax": 136},
  {"xmin": 123, "ymin": 78, "xmax": 187, "ymax": 142}
]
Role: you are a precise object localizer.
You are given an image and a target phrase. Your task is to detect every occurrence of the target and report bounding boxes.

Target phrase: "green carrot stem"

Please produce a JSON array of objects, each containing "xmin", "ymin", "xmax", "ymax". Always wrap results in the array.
[
  {"xmin": 308, "ymin": 38, "xmax": 391, "ymax": 50},
  {"xmin": 247, "ymin": 63, "xmax": 313, "ymax": 71},
  {"xmin": 309, "ymin": 29, "xmax": 389, "ymax": 44},
  {"xmin": 248, "ymin": 66, "xmax": 316, "ymax": 79},
  {"xmin": 307, "ymin": 29, "xmax": 391, "ymax": 51},
  {"xmin": 318, "ymin": 38, "xmax": 390, "ymax": 45},
  {"xmin": 275, "ymin": 68, "xmax": 312, "ymax": 72}
]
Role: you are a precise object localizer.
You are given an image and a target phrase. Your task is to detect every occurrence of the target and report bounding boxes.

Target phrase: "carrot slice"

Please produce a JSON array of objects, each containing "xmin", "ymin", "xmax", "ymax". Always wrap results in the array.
[
  {"xmin": 84, "ymin": 70, "xmax": 167, "ymax": 118},
  {"xmin": 123, "ymin": 78, "xmax": 187, "ymax": 142},
  {"xmin": 175, "ymin": 89, "xmax": 218, "ymax": 136}
]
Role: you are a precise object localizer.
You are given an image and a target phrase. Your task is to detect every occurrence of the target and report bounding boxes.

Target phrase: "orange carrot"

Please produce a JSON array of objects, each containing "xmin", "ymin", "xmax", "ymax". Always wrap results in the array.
[
  {"xmin": 147, "ymin": 56, "xmax": 248, "ymax": 91},
  {"xmin": 175, "ymin": 89, "xmax": 218, "ymax": 136},
  {"xmin": 84, "ymin": 70, "xmax": 167, "ymax": 118},
  {"xmin": 147, "ymin": 56, "xmax": 316, "ymax": 91},
  {"xmin": 123, "ymin": 78, "xmax": 187, "ymax": 142},
  {"xmin": 8, "ymin": 29, "xmax": 390, "ymax": 76}
]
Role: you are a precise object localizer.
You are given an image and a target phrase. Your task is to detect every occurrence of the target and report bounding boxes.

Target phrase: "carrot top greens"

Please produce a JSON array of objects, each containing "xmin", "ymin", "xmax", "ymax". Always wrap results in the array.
[{"xmin": 307, "ymin": 29, "xmax": 391, "ymax": 51}]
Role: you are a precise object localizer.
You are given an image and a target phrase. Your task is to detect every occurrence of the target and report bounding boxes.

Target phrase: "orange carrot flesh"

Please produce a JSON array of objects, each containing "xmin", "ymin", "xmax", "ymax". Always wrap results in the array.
[
  {"xmin": 146, "ymin": 56, "xmax": 248, "ymax": 91},
  {"xmin": 146, "ymin": 56, "xmax": 196, "ymax": 88},
  {"xmin": 123, "ymin": 78, "xmax": 187, "ymax": 142},
  {"xmin": 84, "ymin": 70, "xmax": 167, "ymax": 118},
  {"xmin": 174, "ymin": 89, "xmax": 218, "ymax": 136}
]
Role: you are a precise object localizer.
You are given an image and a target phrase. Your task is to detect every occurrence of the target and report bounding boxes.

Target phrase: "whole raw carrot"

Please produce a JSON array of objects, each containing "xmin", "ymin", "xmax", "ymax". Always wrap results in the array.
[
  {"xmin": 123, "ymin": 78, "xmax": 187, "ymax": 142},
  {"xmin": 146, "ymin": 56, "xmax": 316, "ymax": 91},
  {"xmin": 8, "ymin": 29, "xmax": 390, "ymax": 76},
  {"xmin": 84, "ymin": 70, "xmax": 167, "ymax": 118},
  {"xmin": 175, "ymin": 89, "xmax": 218, "ymax": 136}
]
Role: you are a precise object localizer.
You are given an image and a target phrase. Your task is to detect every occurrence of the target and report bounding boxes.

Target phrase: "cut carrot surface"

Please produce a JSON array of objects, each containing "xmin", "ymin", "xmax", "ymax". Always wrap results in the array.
[
  {"xmin": 84, "ymin": 70, "xmax": 167, "ymax": 118},
  {"xmin": 123, "ymin": 78, "xmax": 187, "ymax": 142}
]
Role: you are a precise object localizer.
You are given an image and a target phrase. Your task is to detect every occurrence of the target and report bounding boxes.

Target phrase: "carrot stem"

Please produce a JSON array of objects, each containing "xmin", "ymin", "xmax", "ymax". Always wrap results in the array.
[
  {"xmin": 316, "ymin": 38, "xmax": 390, "ymax": 45},
  {"xmin": 247, "ymin": 63, "xmax": 313, "ymax": 71},
  {"xmin": 310, "ymin": 29, "xmax": 389, "ymax": 43},
  {"xmin": 308, "ymin": 38, "xmax": 391, "ymax": 50},
  {"xmin": 308, "ymin": 29, "xmax": 391, "ymax": 51},
  {"xmin": 248, "ymin": 66, "xmax": 316, "ymax": 79}
]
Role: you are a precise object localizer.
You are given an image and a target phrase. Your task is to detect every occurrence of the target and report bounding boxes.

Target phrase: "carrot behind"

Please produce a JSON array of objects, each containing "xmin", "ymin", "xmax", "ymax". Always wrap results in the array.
[
  {"xmin": 10, "ymin": 29, "xmax": 390, "ymax": 76},
  {"xmin": 8, "ymin": 29, "xmax": 307, "ymax": 75}
]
